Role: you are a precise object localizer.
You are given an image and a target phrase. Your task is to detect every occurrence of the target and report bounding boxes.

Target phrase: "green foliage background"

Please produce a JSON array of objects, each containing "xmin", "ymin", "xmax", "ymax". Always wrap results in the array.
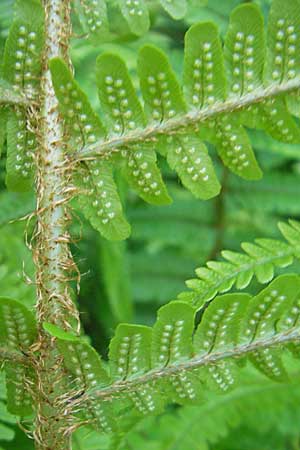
[{"xmin": 1, "ymin": 0, "xmax": 300, "ymax": 448}]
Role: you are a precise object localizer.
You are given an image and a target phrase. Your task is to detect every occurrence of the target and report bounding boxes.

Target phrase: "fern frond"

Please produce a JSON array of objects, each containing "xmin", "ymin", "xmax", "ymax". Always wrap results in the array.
[
  {"xmin": 1, "ymin": 0, "xmax": 44, "ymax": 192},
  {"xmin": 4, "ymin": 271, "xmax": 300, "ymax": 428},
  {"xmin": 77, "ymin": 0, "xmax": 300, "ymax": 165},
  {"xmin": 49, "ymin": 0, "xmax": 300, "ymax": 239},
  {"xmin": 73, "ymin": 0, "xmax": 109, "ymax": 42},
  {"xmin": 0, "ymin": 297, "xmax": 36, "ymax": 415},
  {"xmin": 180, "ymin": 219, "xmax": 300, "ymax": 309},
  {"xmin": 41, "ymin": 274, "xmax": 300, "ymax": 435},
  {"xmin": 73, "ymin": 0, "xmax": 187, "ymax": 41}
]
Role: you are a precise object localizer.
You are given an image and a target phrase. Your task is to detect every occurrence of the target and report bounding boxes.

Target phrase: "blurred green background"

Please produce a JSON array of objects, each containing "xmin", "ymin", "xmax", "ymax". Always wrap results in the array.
[{"xmin": 1, "ymin": 0, "xmax": 300, "ymax": 448}]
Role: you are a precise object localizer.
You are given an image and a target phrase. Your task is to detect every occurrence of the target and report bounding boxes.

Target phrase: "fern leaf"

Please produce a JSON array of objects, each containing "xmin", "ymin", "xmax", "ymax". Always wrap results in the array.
[
  {"xmin": 224, "ymin": 4, "xmax": 264, "ymax": 97},
  {"xmin": 2, "ymin": 0, "xmax": 44, "ymax": 192},
  {"xmin": 117, "ymin": 0, "xmax": 150, "ymax": 36},
  {"xmin": 108, "ymin": 324, "xmax": 165, "ymax": 415},
  {"xmin": 151, "ymin": 302, "xmax": 195, "ymax": 368},
  {"xmin": 79, "ymin": 0, "xmax": 300, "ymax": 204},
  {"xmin": 194, "ymin": 293, "xmax": 251, "ymax": 354},
  {"xmin": 137, "ymin": 45, "xmax": 220, "ymax": 199},
  {"xmin": 43, "ymin": 323, "xmax": 110, "ymax": 389},
  {"xmin": 74, "ymin": 0, "xmax": 109, "ymax": 42},
  {"xmin": 184, "ymin": 22, "xmax": 226, "ymax": 107},
  {"xmin": 165, "ymin": 133, "xmax": 220, "ymax": 200},
  {"xmin": 75, "ymin": 161, "xmax": 131, "ymax": 241},
  {"xmin": 138, "ymin": 45, "xmax": 185, "ymax": 122},
  {"xmin": 0, "ymin": 297, "xmax": 36, "ymax": 354},
  {"xmin": 109, "ymin": 324, "xmax": 152, "ymax": 380},
  {"xmin": 51, "ymin": 275, "xmax": 300, "ymax": 431},
  {"xmin": 121, "ymin": 146, "xmax": 171, "ymax": 205},
  {"xmin": 265, "ymin": 0, "xmax": 300, "ymax": 85},
  {"xmin": 212, "ymin": 116, "xmax": 262, "ymax": 180},
  {"xmin": 5, "ymin": 109, "xmax": 36, "ymax": 192},
  {"xmin": 181, "ymin": 221, "xmax": 299, "ymax": 309},
  {"xmin": 182, "ymin": 18, "xmax": 262, "ymax": 179},
  {"xmin": 278, "ymin": 219, "xmax": 300, "ymax": 254},
  {"xmin": 0, "ymin": 374, "xmax": 17, "ymax": 444},
  {"xmin": 0, "ymin": 297, "xmax": 36, "ymax": 415},
  {"xmin": 96, "ymin": 53, "xmax": 145, "ymax": 133},
  {"xmin": 160, "ymin": 0, "xmax": 187, "ymax": 20},
  {"xmin": 249, "ymin": 348, "xmax": 287, "ymax": 382},
  {"xmin": 241, "ymin": 275, "xmax": 300, "ymax": 343},
  {"xmin": 263, "ymin": 97, "xmax": 300, "ymax": 143}
]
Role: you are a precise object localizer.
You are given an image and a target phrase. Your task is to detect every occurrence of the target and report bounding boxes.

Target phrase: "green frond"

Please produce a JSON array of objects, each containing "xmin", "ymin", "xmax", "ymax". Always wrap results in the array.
[
  {"xmin": 180, "ymin": 220, "xmax": 300, "ymax": 309},
  {"xmin": 224, "ymin": 4, "xmax": 265, "ymax": 98},
  {"xmin": 47, "ymin": 0, "xmax": 300, "ymax": 240},
  {"xmin": 0, "ymin": 297, "xmax": 36, "ymax": 415},
  {"xmin": 2, "ymin": 0, "xmax": 44, "ymax": 192},
  {"xmin": 138, "ymin": 45, "xmax": 186, "ymax": 121},
  {"xmin": 77, "ymin": 0, "xmax": 300, "ymax": 164},
  {"xmin": 73, "ymin": 0, "xmax": 109, "ymax": 42},
  {"xmin": 109, "ymin": 324, "xmax": 152, "ymax": 380},
  {"xmin": 117, "ymin": 0, "xmax": 150, "ymax": 36},
  {"xmin": 43, "ymin": 274, "xmax": 300, "ymax": 435},
  {"xmin": 75, "ymin": 160, "xmax": 131, "ymax": 241},
  {"xmin": 72, "ymin": 0, "xmax": 188, "ymax": 42},
  {"xmin": 160, "ymin": 0, "xmax": 187, "ymax": 20}
]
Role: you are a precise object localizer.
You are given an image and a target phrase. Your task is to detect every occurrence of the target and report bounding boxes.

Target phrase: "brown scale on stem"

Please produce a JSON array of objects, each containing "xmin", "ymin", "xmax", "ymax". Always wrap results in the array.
[{"xmin": 28, "ymin": 1, "xmax": 82, "ymax": 448}]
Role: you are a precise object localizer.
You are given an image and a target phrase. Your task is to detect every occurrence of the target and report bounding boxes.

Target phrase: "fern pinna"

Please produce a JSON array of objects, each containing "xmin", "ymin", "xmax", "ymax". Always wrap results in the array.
[{"xmin": 1, "ymin": 0, "xmax": 300, "ymax": 448}]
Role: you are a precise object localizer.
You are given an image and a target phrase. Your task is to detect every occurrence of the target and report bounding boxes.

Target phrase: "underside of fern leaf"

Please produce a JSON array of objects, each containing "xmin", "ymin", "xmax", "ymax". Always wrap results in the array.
[
  {"xmin": 73, "ymin": 0, "xmax": 188, "ymax": 41},
  {"xmin": 48, "ymin": 0, "xmax": 300, "ymax": 240},
  {"xmin": 42, "ymin": 273, "xmax": 300, "ymax": 437},
  {"xmin": 2, "ymin": 0, "xmax": 44, "ymax": 192}
]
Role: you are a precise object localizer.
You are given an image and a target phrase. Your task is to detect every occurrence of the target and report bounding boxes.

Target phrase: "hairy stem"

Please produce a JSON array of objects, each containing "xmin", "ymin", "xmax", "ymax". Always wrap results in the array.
[
  {"xmin": 33, "ymin": 1, "xmax": 78, "ymax": 448},
  {"xmin": 77, "ymin": 78, "xmax": 300, "ymax": 160}
]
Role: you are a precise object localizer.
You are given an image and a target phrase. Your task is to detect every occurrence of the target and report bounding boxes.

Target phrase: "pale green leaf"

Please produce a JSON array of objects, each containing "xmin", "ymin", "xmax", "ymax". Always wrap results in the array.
[
  {"xmin": 109, "ymin": 324, "xmax": 152, "ymax": 380},
  {"xmin": 118, "ymin": 0, "xmax": 150, "ymax": 36},
  {"xmin": 160, "ymin": 0, "xmax": 187, "ymax": 20},
  {"xmin": 138, "ymin": 45, "xmax": 185, "ymax": 122},
  {"xmin": 96, "ymin": 53, "xmax": 145, "ymax": 134},
  {"xmin": 184, "ymin": 21, "xmax": 226, "ymax": 107},
  {"xmin": 224, "ymin": 4, "xmax": 265, "ymax": 97},
  {"xmin": 151, "ymin": 302, "xmax": 195, "ymax": 368}
]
